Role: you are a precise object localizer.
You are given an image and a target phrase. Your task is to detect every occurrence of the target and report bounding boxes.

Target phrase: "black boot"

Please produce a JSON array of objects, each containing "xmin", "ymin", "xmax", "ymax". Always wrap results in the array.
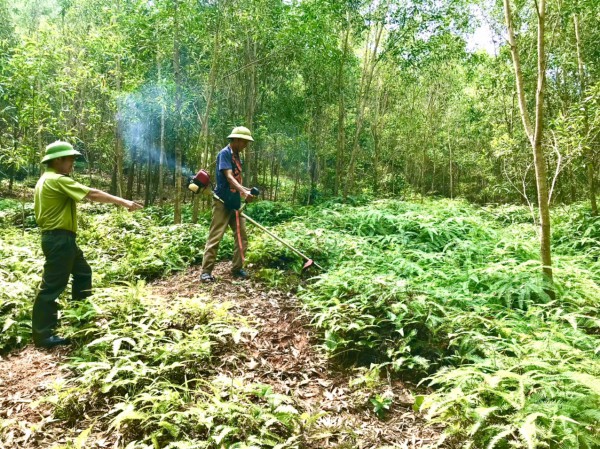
[{"xmin": 35, "ymin": 336, "xmax": 71, "ymax": 348}]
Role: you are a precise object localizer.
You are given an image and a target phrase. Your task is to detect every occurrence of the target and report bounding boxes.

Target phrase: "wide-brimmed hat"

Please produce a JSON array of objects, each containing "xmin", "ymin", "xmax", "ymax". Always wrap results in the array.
[
  {"xmin": 41, "ymin": 141, "xmax": 82, "ymax": 163},
  {"xmin": 227, "ymin": 126, "xmax": 254, "ymax": 142}
]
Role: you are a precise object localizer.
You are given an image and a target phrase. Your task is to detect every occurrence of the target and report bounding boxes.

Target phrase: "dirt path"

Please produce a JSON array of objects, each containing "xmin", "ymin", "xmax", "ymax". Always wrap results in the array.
[
  {"xmin": 0, "ymin": 262, "xmax": 443, "ymax": 448},
  {"xmin": 152, "ymin": 263, "xmax": 443, "ymax": 448},
  {"xmin": 0, "ymin": 346, "xmax": 69, "ymax": 449}
]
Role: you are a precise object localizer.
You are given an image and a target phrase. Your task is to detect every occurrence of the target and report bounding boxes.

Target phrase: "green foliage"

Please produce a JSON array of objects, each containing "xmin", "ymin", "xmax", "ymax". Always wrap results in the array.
[
  {"xmin": 0, "ymin": 228, "xmax": 41, "ymax": 352},
  {"xmin": 77, "ymin": 204, "xmax": 217, "ymax": 281},
  {"xmin": 552, "ymin": 204, "xmax": 600, "ymax": 256},
  {"xmin": 2, "ymin": 196, "xmax": 599, "ymax": 448},
  {"xmin": 370, "ymin": 394, "xmax": 393, "ymax": 419},
  {"xmin": 0, "ymin": 204, "xmax": 217, "ymax": 352},
  {"xmin": 48, "ymin": 284, "xmax": 302, "ymax": 448},
  {"xmin": 244, "ymin": 201, "xmax": 302, "ymax": 226},
  {"xmin": 0, "ymin": 197, "xmax": 36, "ymax": 228},
  {"xmin": 420, "ymin": 335, "xmax": 600, "ymax": 448},
  {"xmin": 249, "ymin": 198, "xmax": 600, "ymax": 447}
]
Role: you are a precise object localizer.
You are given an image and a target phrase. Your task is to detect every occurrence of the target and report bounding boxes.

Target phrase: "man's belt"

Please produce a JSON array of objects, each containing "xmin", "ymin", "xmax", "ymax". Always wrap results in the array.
[{"xmin": 41, "ymin": 229, "xmax": 76, "ymax": 237}]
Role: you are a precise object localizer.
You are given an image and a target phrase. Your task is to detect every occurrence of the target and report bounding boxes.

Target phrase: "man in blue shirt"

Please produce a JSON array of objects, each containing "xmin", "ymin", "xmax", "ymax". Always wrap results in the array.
[{"xmin": 201, "ymin": 126, "xmax": 256, "ymax": 282}]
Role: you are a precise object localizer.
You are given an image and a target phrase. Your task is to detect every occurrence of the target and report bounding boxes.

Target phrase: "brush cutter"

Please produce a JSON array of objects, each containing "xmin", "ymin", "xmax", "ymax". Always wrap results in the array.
[{"xmin": 188, "ymin": 169, "xmax": 323, "ymax": 271}]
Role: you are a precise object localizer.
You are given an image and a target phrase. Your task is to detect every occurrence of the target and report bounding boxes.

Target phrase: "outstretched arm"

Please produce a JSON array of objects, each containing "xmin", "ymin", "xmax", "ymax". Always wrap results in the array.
[{"xmin": 86, "ymin": 189, "xmax": 143, "ymax": 211}]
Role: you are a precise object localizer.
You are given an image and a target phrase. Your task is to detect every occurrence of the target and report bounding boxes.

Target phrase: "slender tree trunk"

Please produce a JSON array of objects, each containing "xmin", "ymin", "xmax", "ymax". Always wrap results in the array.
[
  {"xmin": 193, "ymin": 16, "xmax": 221, "ymax": 222},
  {"xmin": 274, "ymin": 155, "xmax": 281, "ymax": 202},
  {"xmin": 344, "ymin": 8, "xmax": 386, "ymax": 199},
  {"xmin": 158, "ymin": 103, "xmax": 166, "ymax": 204},
  {"xmin": 420, "ymin": 146, "xmax": 427, "ymax": 199},
  {"xmin": 335, "ymin": 18, "xmax": 350, "ymax": 196},
  {"xmin": 157, "ymin": 34, "xmax": 167, "ymax": 206},
  {"xmin": 504, "ymin": 0, "xmax": 553, "ymax": 283},
  {"xmin": 391, "ymin": 158, "xmax": 395, "ymax": 195},
  {"xmin": 112, "ymin": 0, "xmax": 124, "ymax": 197},
  {"xmin": 110, "ymin": 166, "xmax": 117, "ymax": 195},
  {"xmin": 88, "ymin": 150, "xmax": 94, "ymax": 187},
  {"xmin": 244, "ymin": 34, "xmax": 257, "ymax": 185},
  {"xmin": 136, "ymin": 143, "xmax": 144, "ymax": 197},
  {"xmin": 36, "ymin": 77, "xmax": 44, "ymax": 175},
  {"xmin": 292, "ymin": 163, "xmax": 300, "ymax": 205},
  {"xmin": 370, "ymin": 78, "xmax": 387, "ymax": 195},
  {"xmin": 269, "ymin": 137, "xmax": 277, "ymax": 199},
  {"xmin": 431, "ymin": 147, "xmax": 436, "ymax": 193},
  {"xmin": 574, "ymin": 14, "xmax": 597, "ymax": 216},
  {"xmin": 126, "ymin": 155, "xmax": 135, "ymax": 200},
  {"xmin": 8, "ymin": 165, "xmax": 14, "ymax": 191},
  {"xmin": 173, "ymin": 0, "xmax": 182, "ymax": 224},
  {"xmin": 145, "ymin": 139, "xmax": 152, "ymax": 207},
  {"xmin": 114, "ymin": 109, "xmax": 124, "ymax": 197},
  {"xmin": 449, "ymin": 149, "xmax": 453, "ymax": 199}
]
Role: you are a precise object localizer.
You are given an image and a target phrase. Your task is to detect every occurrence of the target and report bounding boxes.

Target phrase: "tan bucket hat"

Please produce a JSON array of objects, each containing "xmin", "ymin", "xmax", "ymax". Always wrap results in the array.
[{"xmin": 227, "ymin": 126, "xmax": 254, "ymax": 142}]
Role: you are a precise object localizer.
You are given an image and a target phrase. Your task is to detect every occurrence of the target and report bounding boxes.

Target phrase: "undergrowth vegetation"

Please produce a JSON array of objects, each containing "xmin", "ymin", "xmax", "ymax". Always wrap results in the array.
[
  {"xmin": 1, "ymin": 198, "xmax": 305, "ymax": 448},
  {"xmin": 1, "ymin": 200, "xmax": 229, "ymax": 353},
  {"xmin": 48, "ymin": 286, "xmax": 304, "ymax": 448},
  {"xmin": 1, "ymin": 195, "xmax": 599, "ymax": 448},
  {"xmin": 247, "ymin": 199, "xmax": 600, "ymax": 448}
]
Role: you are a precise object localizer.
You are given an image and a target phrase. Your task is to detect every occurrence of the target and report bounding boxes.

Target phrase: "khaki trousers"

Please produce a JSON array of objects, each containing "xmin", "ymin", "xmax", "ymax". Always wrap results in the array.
[{"xmin": 201, "ymin": 199, "xmax": 247, "ymax": 274}]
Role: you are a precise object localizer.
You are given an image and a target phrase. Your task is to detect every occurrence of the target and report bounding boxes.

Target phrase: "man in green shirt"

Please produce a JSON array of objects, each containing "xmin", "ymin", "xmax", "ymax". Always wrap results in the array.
[{"xmin": 33, "ymin": 141, "xmax": 142, "ymax": 348}]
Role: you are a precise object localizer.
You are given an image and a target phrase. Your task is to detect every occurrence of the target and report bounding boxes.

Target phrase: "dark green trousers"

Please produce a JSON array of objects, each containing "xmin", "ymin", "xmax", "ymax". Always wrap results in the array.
[{"xmin": 32, "ymin": 230, "xmax": 92, "ymax": 344}]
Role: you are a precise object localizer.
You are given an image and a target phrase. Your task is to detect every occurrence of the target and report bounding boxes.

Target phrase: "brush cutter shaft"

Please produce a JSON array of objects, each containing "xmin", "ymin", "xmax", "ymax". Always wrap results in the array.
[
  {"xmin": 212, "ymin": 194, "xmax": 323, "ymax": 270},
  {"xmin": 240, "ymin": 212, "xmax": 324, "ymax": 270}
]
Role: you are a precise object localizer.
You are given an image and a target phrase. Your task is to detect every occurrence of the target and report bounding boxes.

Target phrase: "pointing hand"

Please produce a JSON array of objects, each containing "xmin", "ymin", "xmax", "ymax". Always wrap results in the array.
[{"xmin": 125, "ymin": 200, "xmax": 143, "ymax": 212}]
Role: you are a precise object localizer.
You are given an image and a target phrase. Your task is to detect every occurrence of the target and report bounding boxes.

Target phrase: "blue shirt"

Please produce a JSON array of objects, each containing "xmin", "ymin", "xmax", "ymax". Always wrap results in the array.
[{"xmin": 214, "ymin": 145, "xmax": 242, "ymax": 204}]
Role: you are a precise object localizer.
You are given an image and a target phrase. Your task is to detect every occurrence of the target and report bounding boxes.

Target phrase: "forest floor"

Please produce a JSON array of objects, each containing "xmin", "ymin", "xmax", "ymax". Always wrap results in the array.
[{"xmin": 0, "ymin": 262, "xmax": 443, "ymax": 449}]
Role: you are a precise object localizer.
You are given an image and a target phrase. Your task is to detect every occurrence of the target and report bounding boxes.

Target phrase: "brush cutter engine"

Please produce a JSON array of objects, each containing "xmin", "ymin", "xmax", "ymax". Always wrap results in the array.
[{"xmin": 188, "ymin": 169, "xmax": 211, "ymax": 194}]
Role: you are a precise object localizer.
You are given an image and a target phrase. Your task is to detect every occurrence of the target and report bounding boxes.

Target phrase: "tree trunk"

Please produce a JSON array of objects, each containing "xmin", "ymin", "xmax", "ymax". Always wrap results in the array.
[
  {"xmin": 274, "ymin": 155, "xmax": 281, "ymax": 202},
  {"xmin": 504, "ymin": 0, "xmax": 553, "ymax": 284},
  {"xmin": 292, "ymin": 163, "xmax": 300, "ymax": 205},
  {"xmin": 334, "ymin": 17, "xmax": 350, "ymax": 196},
  {"xmin": 448, "ymin": 131, "xmax": 453, "ymax": 199},
  {"xmin": 574, "ymin": 14, "xmax": 598, "ymax": 216},
  {"xmin": 8, "ymin": 164, "xmax": 14, "ymax": 191},
  {"xmin": 136, "ymin": 145, "xmax": 143, "ymax": 197},
  {"xmin": 113, "ymin": 0, "xmax": 124, "ymax": 197},
  {"xmin": 126, "ymin": 165, "xmax": 135, "ymax": 200},
  {"xmin": 144, "ymin": 138, "xmax": 152, "ymax": 207},
  {"xmin": 193, "ymin": 17, "xmax": 221, "ymax": 222},
  {"xmin": 344, "ymin": 9, "xmax": 386, "ymax": 199},
  {"xmin": 158, "ymin": 103, "xmax": 166, "ymax": 204},
  {"xmin": 157, "ymin": 34, "xmax": 167, "ymax": 206},
  {"xmin": 244, "ymin": 34, "xmax": 257, "ymax": 186},
  {"xmin": 173, "ymin": 0, "xmax": 182, "ymax": 224},
  {"xmin": 370, "ymin": 78, "xmax": 387, "ymax": 196},
  {"xmin": 269, "ymin": 137, "xmax": 277, "ymax": 200}
]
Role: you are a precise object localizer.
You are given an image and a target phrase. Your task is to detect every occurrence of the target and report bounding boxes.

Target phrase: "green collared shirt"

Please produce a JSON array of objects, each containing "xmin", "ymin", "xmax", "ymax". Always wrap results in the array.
[{"xmin": 34, "ymin": 167, "xmax": 90, "ymax": 233}]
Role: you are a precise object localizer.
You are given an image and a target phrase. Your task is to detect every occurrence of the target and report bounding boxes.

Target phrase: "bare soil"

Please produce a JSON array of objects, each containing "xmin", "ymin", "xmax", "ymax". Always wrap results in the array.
[{"xmin": 0, "ymin": 346, "xmax": 69, "ymax": 448}]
